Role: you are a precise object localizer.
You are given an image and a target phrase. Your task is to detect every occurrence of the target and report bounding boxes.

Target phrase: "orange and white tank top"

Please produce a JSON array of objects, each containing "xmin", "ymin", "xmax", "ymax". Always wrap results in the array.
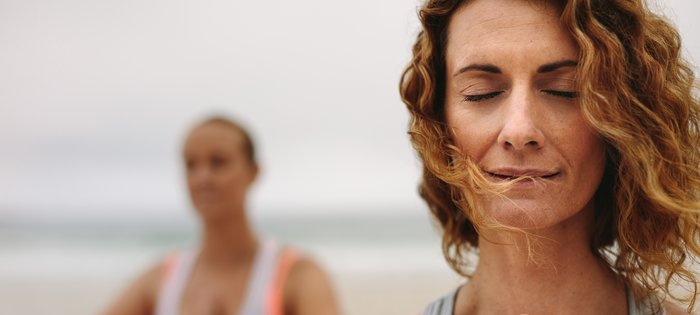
[{"xmin": 155, "ymin": 239, "xmax": 299, "ymax": 315}]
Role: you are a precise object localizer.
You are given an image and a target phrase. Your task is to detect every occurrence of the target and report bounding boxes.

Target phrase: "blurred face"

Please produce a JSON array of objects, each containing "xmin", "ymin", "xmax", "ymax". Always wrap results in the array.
[
  {"xmin": 444, "ymin": 0, "xmax": 606, "ymax": 229},
  {"xmin": 183, "ymin": 122, "xmax": 257, "ymax": 218}
]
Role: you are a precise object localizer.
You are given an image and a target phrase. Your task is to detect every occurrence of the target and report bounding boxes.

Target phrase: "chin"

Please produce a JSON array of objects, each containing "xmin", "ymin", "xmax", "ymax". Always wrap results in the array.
[
  {"xmin": 480, "ymin": 198, "xmax": 583, "ymax": 231},
  {"xmin": 195, "ymin": 205, "xmax": 225, "ymax": 217}
]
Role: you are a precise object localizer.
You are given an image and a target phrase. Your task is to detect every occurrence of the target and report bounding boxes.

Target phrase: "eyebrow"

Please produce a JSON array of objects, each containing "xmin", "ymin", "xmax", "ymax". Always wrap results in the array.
[
  {"xmin": 453, "ymin": 59, "xmax": 578, "ymax": 77},
  {"xmin": 454, "ymin": 64, "xmax": 501, "ymax": 76},
  {"xmin": 537, "ymin": 59, "xmax": 578, "ymax": 73}
]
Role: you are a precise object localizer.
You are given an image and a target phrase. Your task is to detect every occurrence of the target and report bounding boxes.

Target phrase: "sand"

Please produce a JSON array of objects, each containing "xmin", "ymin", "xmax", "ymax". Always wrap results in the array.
[{"xmin": 0, "ymin": 269, "xmax": 462, "ymax": 315}]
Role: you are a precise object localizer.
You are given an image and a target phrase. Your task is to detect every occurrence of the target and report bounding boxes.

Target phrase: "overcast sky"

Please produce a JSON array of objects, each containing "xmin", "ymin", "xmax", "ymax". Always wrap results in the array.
[{"xmin": 0, "ymin": 0, "xmax": 698, "ymax": 224}]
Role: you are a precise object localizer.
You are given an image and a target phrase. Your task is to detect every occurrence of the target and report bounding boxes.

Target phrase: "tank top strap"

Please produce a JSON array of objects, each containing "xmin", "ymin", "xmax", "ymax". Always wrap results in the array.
[
  {"xmin": 154, "ymin": 249, "xmax": 198, "ymax": 315},
  {"xmin": 626, "ymin": 284, "xmax": 666, "ymax": 315},
  {"xmin": 265, "ymin": 247, "xmax": 301, "ymax": 315},
  {"xmin": 422, "ymin": 286, "xmax": 459, "ymax": 315},
  {"xmin": 238, "ymin": 238, "xmax": 281, "ymax": 315}
]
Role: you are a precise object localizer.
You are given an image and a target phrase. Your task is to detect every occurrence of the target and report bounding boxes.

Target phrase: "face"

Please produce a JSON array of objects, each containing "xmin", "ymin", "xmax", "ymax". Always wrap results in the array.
[
  {"xmin": 183, "ymin": 122, "xmax": 257, "ymax": 218},
  {"xmin": 444, "ymin": 0, "xmax": 606, "ymax": 229}
]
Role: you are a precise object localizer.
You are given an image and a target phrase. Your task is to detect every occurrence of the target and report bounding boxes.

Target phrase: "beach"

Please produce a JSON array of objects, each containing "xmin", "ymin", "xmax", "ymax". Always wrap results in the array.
[
  {"xmin": 0, "ymin": 268, "xmax": 461, "ymax": 315},
  {"xmin": 1, "ymin": 213, "xmax": 696, "ymax": 314},
  {"xmin": 0, "ymin": 213, "xmax": 463, "ymax": 315}
]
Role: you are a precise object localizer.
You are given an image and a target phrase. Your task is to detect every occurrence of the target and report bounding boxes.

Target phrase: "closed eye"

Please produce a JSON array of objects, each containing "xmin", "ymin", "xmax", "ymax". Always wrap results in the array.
[
  {"xmin": 463, "ymin": 91, "xmax": 503, "ymax": 102},
  {"xmin": 543, "ymin": 90, "xmax": 578, "ymax": 98}
]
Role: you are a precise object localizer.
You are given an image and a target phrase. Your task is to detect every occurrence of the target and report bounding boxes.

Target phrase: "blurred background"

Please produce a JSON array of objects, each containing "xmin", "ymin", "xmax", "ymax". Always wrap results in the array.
[{"xmin": 0, "ymin": 0, "xmax": 698, "ymax": 314}]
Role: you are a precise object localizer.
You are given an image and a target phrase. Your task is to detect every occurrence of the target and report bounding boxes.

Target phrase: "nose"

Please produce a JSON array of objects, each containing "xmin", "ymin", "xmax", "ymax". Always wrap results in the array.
[
  {"xmin": 496, "ymin": 92, "xmax": 545, "ymax": 151},
  {"xmin": 189, "ymin": 166, "xmax": 213, "ymax": 189}
]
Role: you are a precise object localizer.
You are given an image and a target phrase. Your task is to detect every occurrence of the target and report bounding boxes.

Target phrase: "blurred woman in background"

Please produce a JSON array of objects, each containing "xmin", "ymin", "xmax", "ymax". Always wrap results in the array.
[
  {"xmin": 104, "ymin": 116, "xmax": 340, "ymax": 315},
  {"xmin": 400, "ymin": 0, "xmax": 700, "ymax": 314}
]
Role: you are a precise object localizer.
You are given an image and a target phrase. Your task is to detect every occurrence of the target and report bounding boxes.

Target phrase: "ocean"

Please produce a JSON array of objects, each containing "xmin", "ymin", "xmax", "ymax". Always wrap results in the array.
[{"xmin": 0, "ymin": 211, "xmax": 459, "ymax": 315}]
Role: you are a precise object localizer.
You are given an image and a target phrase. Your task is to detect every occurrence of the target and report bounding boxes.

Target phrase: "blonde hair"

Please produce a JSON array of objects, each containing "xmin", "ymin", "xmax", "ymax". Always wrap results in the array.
[{"xmin": 400, "ymin": 0, "xmax": 700, "ymax": 310}]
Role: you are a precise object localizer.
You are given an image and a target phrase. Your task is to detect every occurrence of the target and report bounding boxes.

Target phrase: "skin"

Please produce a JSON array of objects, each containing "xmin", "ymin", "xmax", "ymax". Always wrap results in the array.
[
  {"xmin": 443, "ymin": 0, "xmax": 628, "ymax": 314},
  {"xmin": 103, "ymin": 122, "xmax": 340, "ymax": 315}
]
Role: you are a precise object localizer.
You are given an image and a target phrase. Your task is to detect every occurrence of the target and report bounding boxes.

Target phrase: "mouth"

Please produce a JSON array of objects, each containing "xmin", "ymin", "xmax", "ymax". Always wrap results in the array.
[
  {"xmin": 194, "ymin": 191, "xmax": 219, "ymax": 202},
  {"xmin": 485, "ymin": 168, "xmax": 560, "ymax": 181}
]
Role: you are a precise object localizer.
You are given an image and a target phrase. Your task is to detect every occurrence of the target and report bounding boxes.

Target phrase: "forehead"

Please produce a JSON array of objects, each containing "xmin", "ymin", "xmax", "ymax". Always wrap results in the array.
[
  {"xmin": 184, "ymin": 122, "xmax": 244, "ymax": 153},
  {"xmin": 446, "ymin": 0, "xmax": 576, "ymax": 69}
]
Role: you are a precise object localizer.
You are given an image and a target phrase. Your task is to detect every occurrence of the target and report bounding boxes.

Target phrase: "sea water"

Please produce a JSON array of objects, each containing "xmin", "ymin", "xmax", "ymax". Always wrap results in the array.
[{"xmin": 0, "ymin": 211, "xmax": 454, "ymax": 315}]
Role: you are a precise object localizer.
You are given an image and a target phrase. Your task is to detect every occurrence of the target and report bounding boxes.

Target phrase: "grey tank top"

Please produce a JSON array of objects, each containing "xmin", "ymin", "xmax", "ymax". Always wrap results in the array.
[{"xmin": 422, "ymin": 285, "xmax": 666, "ymax": 315}]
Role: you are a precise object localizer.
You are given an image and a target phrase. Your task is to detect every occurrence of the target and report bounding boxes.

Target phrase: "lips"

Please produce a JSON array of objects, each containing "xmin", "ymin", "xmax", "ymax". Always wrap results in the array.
[
  {"xmin": 485, "ymin": 168, "xmax": 560, "ymax": 180},
  {"xmin": 194, "ymin": 191, "xmax": 219, "ymax": 203}
]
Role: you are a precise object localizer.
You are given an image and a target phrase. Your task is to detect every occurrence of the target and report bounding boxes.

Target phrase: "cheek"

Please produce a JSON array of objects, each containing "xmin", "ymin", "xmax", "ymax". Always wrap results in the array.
[
  {"xmin": 186, "ymin": 174, "xmax": 200, "ymax": 192},
  {"xmin": 558, "ymin": 121, "xmax": 607, "ymax": 204},
  {"xmin": 561, "ymin": 121, "xmax": 606, "ymax": 170},
  {"xmin": 446, "ymin": 104, "xmax": 497, "ymax": 160},
  {"xmin": 220, "ymin": 167, "xmax": 252, "ymax": 191}
]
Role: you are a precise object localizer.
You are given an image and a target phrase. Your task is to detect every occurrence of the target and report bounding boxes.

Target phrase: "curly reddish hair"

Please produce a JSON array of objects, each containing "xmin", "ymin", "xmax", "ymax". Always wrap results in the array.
[{"xmin": 400, "ymin": 0, "xmax": 700, "ymax": 310}]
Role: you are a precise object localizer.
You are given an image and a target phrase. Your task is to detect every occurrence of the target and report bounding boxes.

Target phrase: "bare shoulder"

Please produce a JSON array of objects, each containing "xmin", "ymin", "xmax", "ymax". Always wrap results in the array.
[
  {"xmin": 284, "ymin": 256, "xmax": 341, "ymax": 315},
  {"xmin": 663, "ymin": 300, "xmax": 696, "ymax": 315},
  {"xmin": 288, "ymin": 257, "xmax": 330, "ymax": 284},
  {"xmin": 137, "ymin": 262, "xmax": 164, "ymax": 298},
  {"xmin": 101, "ymin": 261, "xmax": 164, "ymax": 315}
]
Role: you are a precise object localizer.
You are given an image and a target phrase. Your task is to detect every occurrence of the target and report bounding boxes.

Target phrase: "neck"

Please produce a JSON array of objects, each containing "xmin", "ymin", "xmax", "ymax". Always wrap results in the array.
[
  {"xmin": 197, "ymin": 207, "xmax": 258, "ymax": 268},
  {"xmin": 459, "ymin": 207, "xmax": 626, "ymax": 315}
]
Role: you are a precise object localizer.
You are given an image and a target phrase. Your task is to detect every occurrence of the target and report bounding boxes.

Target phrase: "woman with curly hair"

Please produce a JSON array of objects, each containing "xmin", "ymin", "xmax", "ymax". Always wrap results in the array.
[{"xmin": 400, "ymin": 0, "xmax": 700, "ymax": 314}]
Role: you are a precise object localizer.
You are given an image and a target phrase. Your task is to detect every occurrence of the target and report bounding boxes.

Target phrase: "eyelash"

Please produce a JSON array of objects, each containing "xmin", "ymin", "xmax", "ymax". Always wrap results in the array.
[
  {"xmin": 543, "ymin": 90, "xmax": 578, "ymax": 98},
  {"xmin": 463, "ymin": 91, "xmax": 502, "ymax": 102},
  {"xmin": 462, "ymin": 90, "xmax": 578, "ymax": 102}
]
